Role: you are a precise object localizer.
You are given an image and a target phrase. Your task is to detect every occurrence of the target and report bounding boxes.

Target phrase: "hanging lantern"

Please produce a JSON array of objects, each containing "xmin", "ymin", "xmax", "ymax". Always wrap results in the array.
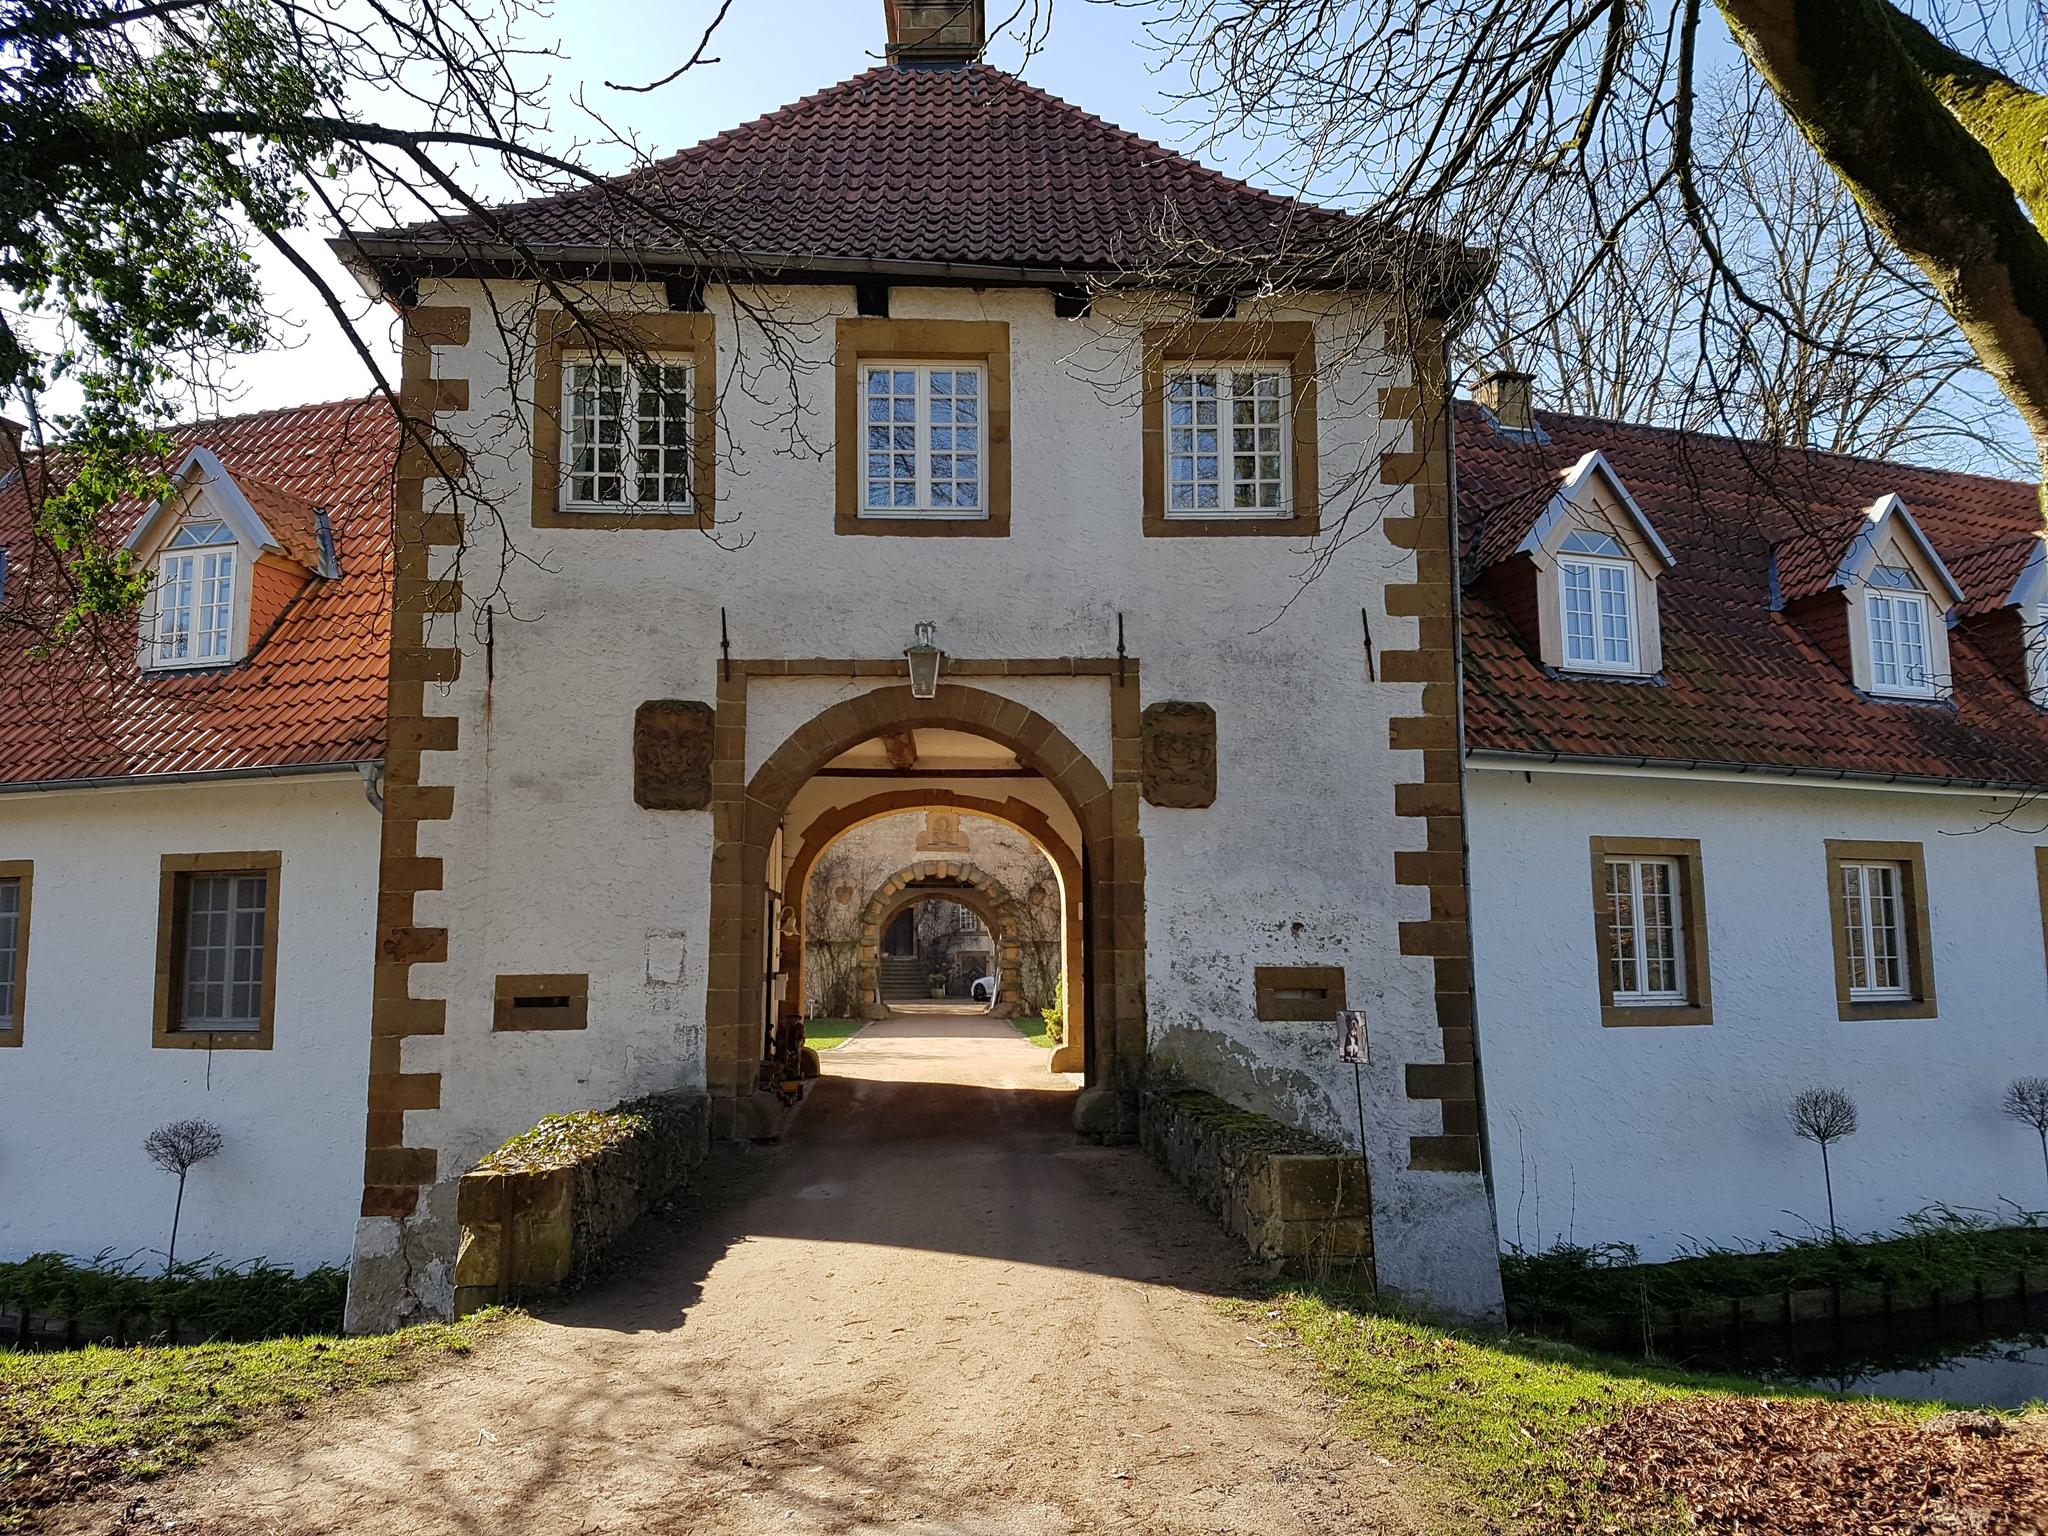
[{"xmin": 905, "ymin": 620, "xmax": 941, "ymax": 699}]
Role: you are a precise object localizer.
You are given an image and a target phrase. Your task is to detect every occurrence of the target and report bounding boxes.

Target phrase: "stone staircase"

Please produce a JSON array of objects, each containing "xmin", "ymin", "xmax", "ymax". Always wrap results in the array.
[{"xmin": 878, "ymin": 956, "xmax": 929, "ymax": 1000}]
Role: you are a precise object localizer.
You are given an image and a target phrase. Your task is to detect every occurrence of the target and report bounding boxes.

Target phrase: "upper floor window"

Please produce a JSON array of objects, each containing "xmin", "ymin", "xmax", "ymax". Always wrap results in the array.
[
  {"xmin": 1865, "ymin": 564, "xmax": 1935, "ymax": 697},
  {"xmin": 1164, "ymin": 366, "xmax": 1291, "ymax": 517},
  {"xmin": 1558, "ymin": 530, "xmax": 1637, "ymax": 672},
  {"xmin": 862, "ymin": 363, "xmax": 984, "ymax": 517},
  {"xmin": 565, "ymin": 359, "xmax": 693, "ymax": 510},
  {"xmin": 147, "ymin": 520, "xmax": 237, "ymax": 668}
]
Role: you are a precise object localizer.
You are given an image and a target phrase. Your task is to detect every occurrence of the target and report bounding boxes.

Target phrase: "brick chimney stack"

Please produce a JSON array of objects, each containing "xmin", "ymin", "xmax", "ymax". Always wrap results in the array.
[
  {"xmin": 0, "ymin": 417, "xmax": 23, "ymax": 468},
  {"xmin": 885, "ymin": 0, "xmax": 986, "ymax": 64},
  {"xmin": 1473, "ymin": 369, "xmax": 1537, "ymax": 434}
]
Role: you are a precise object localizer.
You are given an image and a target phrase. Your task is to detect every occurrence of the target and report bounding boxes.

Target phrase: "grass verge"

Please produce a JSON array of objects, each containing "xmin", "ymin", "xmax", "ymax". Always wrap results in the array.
[
  {"xmin": 0, "ymin": 1311, "xmax": 508, "ymax": 1530},
  {"xmin": 1250, "ymin": 1289, "xmax": 2008, "ymax": 1534},
  {"xmin": 1009, "ymin": 1017, "xmax": 1056, "ymax": 1049},
  {"xmin": 805, "ymin": 1018, "xmax": 865, "ymax": 1050}
]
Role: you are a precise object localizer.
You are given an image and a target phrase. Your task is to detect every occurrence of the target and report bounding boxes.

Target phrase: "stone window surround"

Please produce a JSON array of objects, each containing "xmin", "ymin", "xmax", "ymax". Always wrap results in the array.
[
  {"xmin": 1587, "ymin": 836, "xmax": 1713, "ymax": 1027},
  {"xmin": 0, "ymin": 859, "xmax": 30, "ymax": 1046},
  {"xmin": 152, "ymin": 850, "xmax": 283, "ymax": 1051},
  {"xmin": 1254, "ymin": 964, "xmax": 1348, "ymax": 1022},
  {"xmin": 1141, "ymin": 320, "xmax": 1320, "ymax": 538},
  {"xmin": 493, "ymin": 973, "xmax": 590, "ymax": 1032},
  {"xmin": 1824, "ymin": 838, "xmax": 1937, "ymax": 1021},
  {"xmin": 834, "ymin": 318, "xmax": 1013, "ymax": 538},
  {"xmin": 531, "ymin": 311, "xmax": 717, "ymax": 531}
]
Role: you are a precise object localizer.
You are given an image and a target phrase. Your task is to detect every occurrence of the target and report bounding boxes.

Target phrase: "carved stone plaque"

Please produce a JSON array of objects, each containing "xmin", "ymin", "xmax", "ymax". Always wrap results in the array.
[
  {"xmin": 1142, "ymin": 701, "xmax": 1218, "ymax": 808},
  {"xmin": 916, "ymin": 808, "xmax": 969, "ymax": 851},
  {"xmin": 634, "ymin": 700, "xmax": 715, "ymax": 810}
]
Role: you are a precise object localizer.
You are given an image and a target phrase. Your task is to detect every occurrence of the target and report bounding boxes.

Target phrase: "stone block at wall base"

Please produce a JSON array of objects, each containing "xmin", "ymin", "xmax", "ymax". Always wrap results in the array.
[
  {"xmin": 343, "ymin": 1184, "xmax": 461, "ymax": 1334},
  {"xmin": 1072, "ymin": 1084, "xmax": 1136, "ymax": 1143}
]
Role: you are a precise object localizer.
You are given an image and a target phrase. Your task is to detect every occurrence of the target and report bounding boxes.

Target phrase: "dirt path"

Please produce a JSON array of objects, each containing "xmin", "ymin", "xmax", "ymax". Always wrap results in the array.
[{"xmin": 63, "ymin": 1010, "xmax": 1429, "ymax": 1536}]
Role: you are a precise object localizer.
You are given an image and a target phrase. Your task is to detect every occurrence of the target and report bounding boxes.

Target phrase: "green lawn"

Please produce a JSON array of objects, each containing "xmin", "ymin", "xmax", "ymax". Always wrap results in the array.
[
  {"xmin": 1253, "ymin": 1289, "xmax": 1963, "ymax": 1533},
  {"xmin": 805, "ymin": 1018, "xmax": 866, "ymax": 1050},
  {"xmin": 0, "ymin": 1314, "xmax": 505, "ymax": 1529},
  {"xmin": 1009, "ymin": 1016, "xmax": 1056, "ymax": 1049}
]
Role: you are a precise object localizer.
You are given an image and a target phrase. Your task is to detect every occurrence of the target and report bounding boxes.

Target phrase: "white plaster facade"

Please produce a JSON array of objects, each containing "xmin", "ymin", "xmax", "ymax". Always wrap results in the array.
[
  {"xmin": 0, "ymin": 773, "xmax": 378, "ymax": 1271},
  {"xmin": 1467, "ymin": 763, "xmax": 2048, "ymax": 1259},
  {"xmin": 349, "ymin": 276, "xmax": 1505, "ymax": 1323}
]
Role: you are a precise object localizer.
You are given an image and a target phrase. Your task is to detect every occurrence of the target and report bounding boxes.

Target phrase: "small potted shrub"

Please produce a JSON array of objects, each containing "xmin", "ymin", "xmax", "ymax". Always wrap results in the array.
[{"xmin": 928, "ymin": 969, "xmax": 948, "ymax": 999}]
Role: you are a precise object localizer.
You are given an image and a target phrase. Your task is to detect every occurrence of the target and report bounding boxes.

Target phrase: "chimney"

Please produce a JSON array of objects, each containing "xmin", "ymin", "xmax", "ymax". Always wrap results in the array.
[
  {"xmin": 1473, "ymin": 369, "xmax": 1537, "ymax": 434},
  {"xmin": 0, "ymin": 417, "xmax": 22, "ymax": 466},
  {"xmin": 885, "ymin": 0, "xmax": 986, "ymax": 64}
]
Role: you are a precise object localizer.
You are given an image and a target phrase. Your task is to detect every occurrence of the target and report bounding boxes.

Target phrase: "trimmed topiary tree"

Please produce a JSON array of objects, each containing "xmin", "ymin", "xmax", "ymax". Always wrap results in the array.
[
  {"xmin": 2003, "ymin": 1077, "xmax": 2048, "ymax": 1198},
  {"xmin": 144, "ymin": 1118, "xmax": 224, "ymax": 1272},
  {"xmin": 1789, "ymin": 1088, "xmax": 1858, "ymax": 1241}
]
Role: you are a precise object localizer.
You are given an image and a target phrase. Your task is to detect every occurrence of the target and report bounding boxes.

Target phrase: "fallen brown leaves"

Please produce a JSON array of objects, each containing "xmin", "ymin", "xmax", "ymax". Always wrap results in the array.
[{"xmin": 1574, "ymin": 1397, "xmax": 2048, "ymax": 1534}]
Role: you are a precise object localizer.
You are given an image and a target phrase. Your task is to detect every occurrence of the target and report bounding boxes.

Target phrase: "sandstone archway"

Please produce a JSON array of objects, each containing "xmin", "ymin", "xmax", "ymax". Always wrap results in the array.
[
  {"xmin": 782, "ymin": 789, "xmax": 1084, "ymax": 1065},
  {"xmin": 708, "ymin": 679, "xmax": 1145, "ymax": 1133},
  {"xmin": 855, "ymin": 859, "xmax": 1026, "ymax": 1015}
]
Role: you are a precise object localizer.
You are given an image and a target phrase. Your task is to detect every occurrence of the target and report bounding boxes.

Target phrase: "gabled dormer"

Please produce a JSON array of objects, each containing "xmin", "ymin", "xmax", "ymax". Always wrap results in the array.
[
  {"xmin": 1477, "ymin": 449, "xmax": 1676, "ymax": 677},
  {"xmin": 125, "ymin": 447, "xmax": 338, "ymax": 672},
  {"xmin": 1774, "ymin": 495, "xmax": 1964, "ymax": 701}
]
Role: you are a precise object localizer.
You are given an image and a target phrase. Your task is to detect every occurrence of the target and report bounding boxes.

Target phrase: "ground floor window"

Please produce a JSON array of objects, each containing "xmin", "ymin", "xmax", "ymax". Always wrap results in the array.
[
  {"xmin": 0, "ymin": 861, "xmax": 29, "ymax": 1043},
  {"xmin": 1824, "ymin": 840, "xmax": 1935, "ymax": 1020},
  {"xmin": 154, "ymin": 852, "xmax": 282, "ymax": 1049},
  {"xmin": 1588, "ymin": 837, "xmax": 1712, "ymax": 1027}
]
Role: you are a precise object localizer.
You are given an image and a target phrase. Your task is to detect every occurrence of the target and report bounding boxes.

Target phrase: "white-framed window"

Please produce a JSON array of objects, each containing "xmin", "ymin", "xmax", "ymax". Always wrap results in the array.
[
  {"xmin": 0, "ymin": 875, "xmax": 21, "ymax": 1026},
  {"xmin": 1165, "ymin": 365, "xmax": 1292, "ymax": 516},
  {"xmin": 862, "ymin": 363, "xmax": 984, "ymax": 517},
  {"xmin": 1839, "ymin": 860, "xmax": 1910, "ymax": 1000},
  {"xmin": 1558, "ymin": 531, "xmax": 1638, "ymax": 671},
  {"xmin": 146, "ymin": 520, "xmax": 237, "ymax": 669},
  {"xmin": 564, "ymin": 358, "xmax": 694, "ymax": 510},
  {"xmin": 1866, "ymin": 566, "xmax": 1935, "ymax": 696},
  {"xmin": 179, "ymin": 870, "xmax": 269, "ymax": 1031},
  {"xmin": 1603, "ymin": 856, "xmax": 1685, "ymax": 1003}
]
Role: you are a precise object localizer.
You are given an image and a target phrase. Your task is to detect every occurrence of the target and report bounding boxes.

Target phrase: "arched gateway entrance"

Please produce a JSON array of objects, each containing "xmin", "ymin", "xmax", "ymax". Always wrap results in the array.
[
  {"xmin": 705, "ymin": 672, "xmax": 1145, "ymax": 1138},
  {"xmin": 856, "ymin": 858, "xmax": 1026, "ymax": 1013}
]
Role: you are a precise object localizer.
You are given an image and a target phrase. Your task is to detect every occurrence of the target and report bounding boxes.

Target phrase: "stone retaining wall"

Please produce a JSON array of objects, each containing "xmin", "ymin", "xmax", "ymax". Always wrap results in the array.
[
  {"xmin": 1140, "ymin": 1084, "xmax": 1372, "ymax": 1279},
  {"xmin": 452, "ymin": 1091, "xmax": 709, "ymax": 1316}
]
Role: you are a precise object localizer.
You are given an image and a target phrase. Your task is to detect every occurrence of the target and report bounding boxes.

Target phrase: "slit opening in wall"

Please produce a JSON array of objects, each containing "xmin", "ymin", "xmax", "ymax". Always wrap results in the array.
[
  {"xmin": 493, "ymin": 973, "xmax": 590, "ymax": 1032},
  {"xmin": 1254, "ymin": 964, "xmax": 1348, "ymax": 1022}
]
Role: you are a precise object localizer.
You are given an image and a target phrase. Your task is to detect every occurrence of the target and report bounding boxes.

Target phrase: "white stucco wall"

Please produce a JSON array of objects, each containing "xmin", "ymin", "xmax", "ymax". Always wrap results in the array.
[
  {"xmin": 366, "ymin": 276, "xmax": 1500, "ymax": 1320},
  {"xmin": 1468, "ymin": 764, "xmax": 2048, "ymax": 1259},
  {"xmin": 0, "ymin": 773, "xmax": 378, "ymax": 1272}
]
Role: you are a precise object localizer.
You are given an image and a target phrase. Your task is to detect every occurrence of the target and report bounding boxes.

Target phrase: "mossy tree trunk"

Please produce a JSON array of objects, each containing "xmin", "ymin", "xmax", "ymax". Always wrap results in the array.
[{"xmin": 1715, "ymin": 0, "xmax": 2048, "ymax": 488}]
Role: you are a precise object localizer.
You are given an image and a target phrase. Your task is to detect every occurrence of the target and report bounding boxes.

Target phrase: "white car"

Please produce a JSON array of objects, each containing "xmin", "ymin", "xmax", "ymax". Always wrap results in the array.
[{"xmin": 969, "ymin": 974, "xmax": 999, "ymax": 1002}]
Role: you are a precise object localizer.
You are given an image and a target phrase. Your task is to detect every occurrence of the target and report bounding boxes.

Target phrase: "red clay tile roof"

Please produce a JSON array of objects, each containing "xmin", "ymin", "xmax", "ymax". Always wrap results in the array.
[
  {"xmin": 1947, "ymin": 532, "xmax": 2042, "ymax": 618},
  {"xmin": 396, "ymin": 63, "xmax": 1349, "ymax": 273},
  {"xmin": 235, "ymin": 474, "xmax": 335, "ymax": 576},
  {"xmin": 0, "ymin": 398, "xmax": 395, "ymax": 786},
  {"xmin": 1458, "ymin": 403, "xmax": 2048, "ymax": 786}
]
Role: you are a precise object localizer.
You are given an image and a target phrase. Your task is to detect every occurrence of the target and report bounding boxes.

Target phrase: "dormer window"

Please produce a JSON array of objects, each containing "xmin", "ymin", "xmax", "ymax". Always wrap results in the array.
[
  {"xmin": 1475, "ymin": 451, "xmax": 1673, "ymax": 678},
  {"xmin": 1557, "ymin": 530, "xmax": 1638, "ymax": 672},
  {"xmin": 1865, "ymin": 564, "xmax": 1936, "ymax": 697},
  {"xmin": 147, "ymin": 520, "xmax": 238, "ymax": 667},
  {"xmin": 128, "ymin": 447, "xmax": 337, "ymax": 675}
]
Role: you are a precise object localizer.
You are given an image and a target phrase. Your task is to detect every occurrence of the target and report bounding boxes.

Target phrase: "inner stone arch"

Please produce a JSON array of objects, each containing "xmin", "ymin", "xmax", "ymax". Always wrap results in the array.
[{"xmin": 855, "ymin": 858, "xmax": 1025, "ymax": 1016}]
